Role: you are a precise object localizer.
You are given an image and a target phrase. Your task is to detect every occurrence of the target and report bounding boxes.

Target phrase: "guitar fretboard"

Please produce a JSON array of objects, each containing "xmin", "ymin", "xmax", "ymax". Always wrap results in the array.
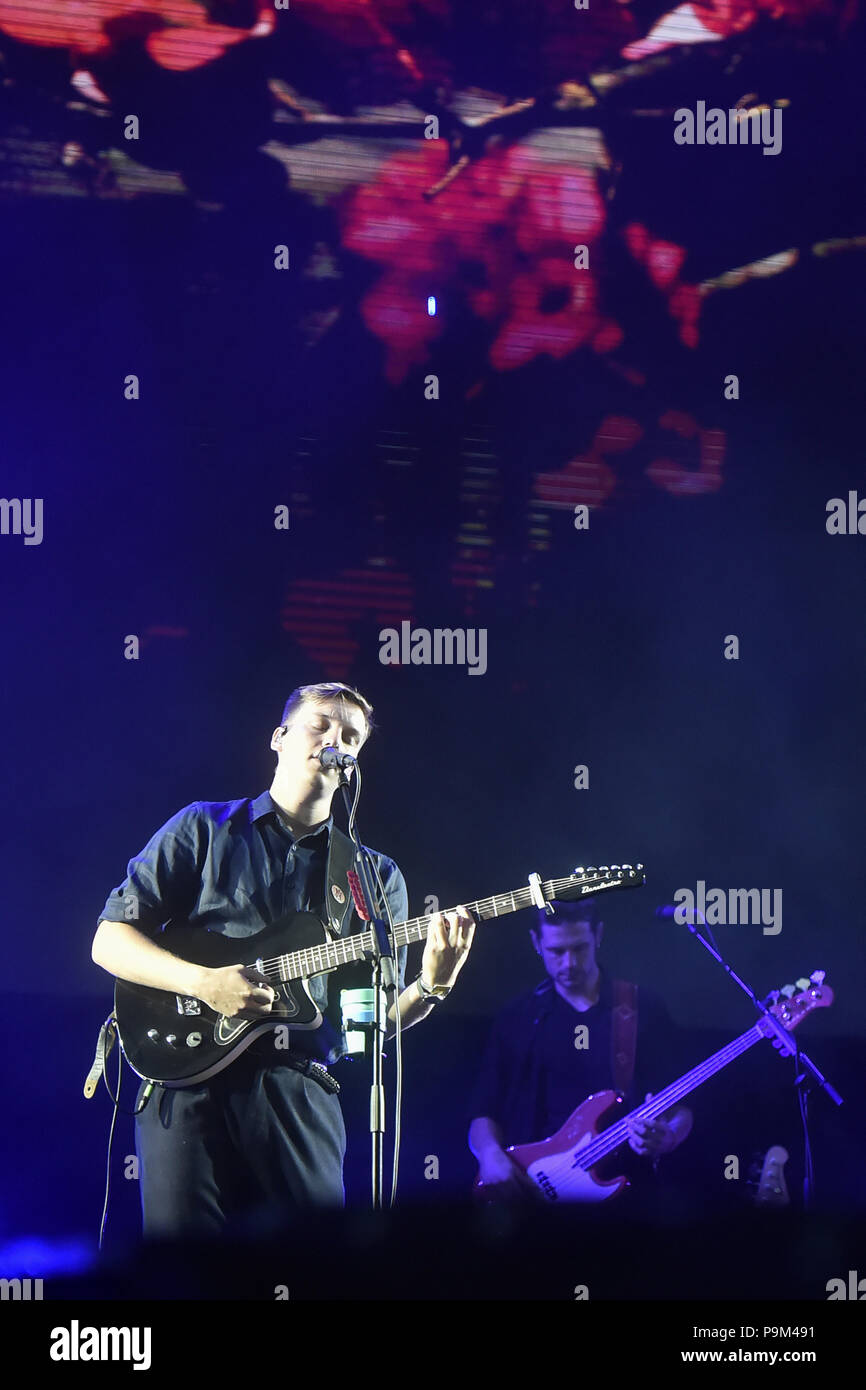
[{"xmin": 256, "ymin": 870, "xmax": 640, "ymax": 984}]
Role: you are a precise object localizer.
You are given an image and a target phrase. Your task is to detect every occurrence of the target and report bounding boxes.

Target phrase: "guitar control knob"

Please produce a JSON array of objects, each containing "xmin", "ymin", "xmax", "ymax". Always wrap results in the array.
[
  {"xmin": 165, "ymin": 1034, "xmax": 178, "ymax": 1046},
  {"xmin": 147, "ymin": 1029, "xmax": 158, "ymax": 1042}
]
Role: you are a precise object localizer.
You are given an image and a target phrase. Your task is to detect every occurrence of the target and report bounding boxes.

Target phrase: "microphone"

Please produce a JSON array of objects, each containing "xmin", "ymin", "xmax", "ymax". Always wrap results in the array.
[{"xmin": 318, "ymin": 746, "xmax": 356, "ymax": 769}]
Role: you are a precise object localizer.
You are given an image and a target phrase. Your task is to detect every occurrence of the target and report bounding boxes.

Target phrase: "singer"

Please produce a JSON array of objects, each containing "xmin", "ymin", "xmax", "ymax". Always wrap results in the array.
[{"xmin": 91, "ymin": 682, "xmax": 475, "ymax": 1238}]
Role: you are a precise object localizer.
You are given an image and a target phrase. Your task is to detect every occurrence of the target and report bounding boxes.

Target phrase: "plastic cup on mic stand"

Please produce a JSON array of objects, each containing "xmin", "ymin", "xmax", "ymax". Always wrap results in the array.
[{"xmin": 340, "ymin": 988, "xmax": 384, "ymax": 1057}]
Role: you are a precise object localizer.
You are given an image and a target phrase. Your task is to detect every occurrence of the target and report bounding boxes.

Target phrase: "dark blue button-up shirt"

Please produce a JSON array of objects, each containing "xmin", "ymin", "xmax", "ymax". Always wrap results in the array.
[{"xmin": 98, "ymin": 790, "xmax": 408, "ymax": 1061}]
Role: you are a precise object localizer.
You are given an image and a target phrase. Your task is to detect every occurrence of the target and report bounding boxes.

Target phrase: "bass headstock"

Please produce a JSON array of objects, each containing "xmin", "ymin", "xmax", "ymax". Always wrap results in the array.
[{"xmin": 760, "ymin": 971, "xmax": 833, "ymax": 1049}]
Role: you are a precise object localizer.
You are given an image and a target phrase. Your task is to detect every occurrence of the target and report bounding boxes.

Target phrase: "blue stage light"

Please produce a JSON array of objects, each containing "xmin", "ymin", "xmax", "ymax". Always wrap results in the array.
[{"xmin": 0, "ymin": 1235, "xmax": 95, "ymax": 1278}]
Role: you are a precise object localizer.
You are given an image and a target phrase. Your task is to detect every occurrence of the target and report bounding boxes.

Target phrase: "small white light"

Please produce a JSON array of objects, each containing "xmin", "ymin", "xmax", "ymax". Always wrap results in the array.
[{"xmin": 427, "ymin": 296, "xmax": 436, "ymax": 316}]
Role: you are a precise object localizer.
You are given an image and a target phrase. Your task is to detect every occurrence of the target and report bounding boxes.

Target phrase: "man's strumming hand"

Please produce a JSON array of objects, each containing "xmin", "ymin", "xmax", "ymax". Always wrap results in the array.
[
  {"xmin": 197, "ymin": 964, "xmax": 277, "ymax": 1019},
  {"xmin": 627, "ymin": 1093, "xmax": 679, "ymax": 1159}
]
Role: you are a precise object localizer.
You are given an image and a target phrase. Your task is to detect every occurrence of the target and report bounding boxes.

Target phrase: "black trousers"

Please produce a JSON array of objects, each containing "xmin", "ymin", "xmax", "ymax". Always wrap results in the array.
[{"xmin": 135, "ymin": 1055, "xmax": 346, "ymax": 1239}]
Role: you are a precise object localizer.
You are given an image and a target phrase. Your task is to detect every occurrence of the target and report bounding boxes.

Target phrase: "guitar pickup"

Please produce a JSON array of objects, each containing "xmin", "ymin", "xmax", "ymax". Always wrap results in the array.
[{"xmin": 175, "ymin": 996, "xmax": 202, "ymax": 1016}]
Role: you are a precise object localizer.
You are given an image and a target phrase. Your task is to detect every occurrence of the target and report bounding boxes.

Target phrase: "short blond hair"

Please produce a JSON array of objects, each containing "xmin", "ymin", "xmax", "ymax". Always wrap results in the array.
[{"xmin": 280, "ymin": 682, "xmax": 375, "ymax": 738}]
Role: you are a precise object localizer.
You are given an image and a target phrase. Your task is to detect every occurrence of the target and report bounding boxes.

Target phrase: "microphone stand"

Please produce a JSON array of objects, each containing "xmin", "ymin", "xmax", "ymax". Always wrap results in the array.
[
  {"xmin": 678, "ymin": 909, "xmax": 842, "ymax": 1209},
  {"xmin": 337, "ymin": 766, "xmax": 396, "ymax": 1210}
]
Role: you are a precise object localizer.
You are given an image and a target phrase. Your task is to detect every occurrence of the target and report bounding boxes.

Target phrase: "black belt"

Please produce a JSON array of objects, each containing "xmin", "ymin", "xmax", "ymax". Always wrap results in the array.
[
  {"xmin": 283, "ymin": 1053, "xmax": 341, "ymax": 1095},
  {"xmin": 245, "ymin": 1039, "xmax": 340, "ymax": 1095}
]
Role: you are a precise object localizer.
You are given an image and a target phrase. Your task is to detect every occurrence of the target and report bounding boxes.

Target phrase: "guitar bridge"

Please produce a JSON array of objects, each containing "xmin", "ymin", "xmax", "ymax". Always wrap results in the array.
[{"xmin": 175, "ymin": 996, "xmax": 202, "ymax": 1016}]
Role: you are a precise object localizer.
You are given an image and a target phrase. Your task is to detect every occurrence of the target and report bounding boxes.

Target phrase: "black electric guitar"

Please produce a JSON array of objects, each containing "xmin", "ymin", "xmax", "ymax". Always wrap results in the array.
[{"xmin": 114, "ymin": 862, "xmax": 645, "ymax": 1085}]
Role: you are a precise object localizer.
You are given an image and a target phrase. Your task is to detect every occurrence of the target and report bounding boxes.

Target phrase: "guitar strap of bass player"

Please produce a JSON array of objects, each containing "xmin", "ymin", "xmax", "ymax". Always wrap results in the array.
[{"xmin": 611, "ymin": 979, "xmax": 639, "ymax": 1097}]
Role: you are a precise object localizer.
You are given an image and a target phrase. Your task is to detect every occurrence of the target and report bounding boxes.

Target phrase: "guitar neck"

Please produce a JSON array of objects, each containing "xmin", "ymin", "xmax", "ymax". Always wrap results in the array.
[
  {"xmin": 583, "ymin": 1021, "xmax": 768, "ymax": 1166},
  {"xmin": 262, "ymin": 873, "xmax": 615, "ymax": 981}
]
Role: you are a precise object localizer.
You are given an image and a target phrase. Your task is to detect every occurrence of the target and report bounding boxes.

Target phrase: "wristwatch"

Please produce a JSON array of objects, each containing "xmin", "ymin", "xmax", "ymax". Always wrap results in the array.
[{"xmin": 415, "ymin": 974, "xmax": 451, "ymax": 1003}]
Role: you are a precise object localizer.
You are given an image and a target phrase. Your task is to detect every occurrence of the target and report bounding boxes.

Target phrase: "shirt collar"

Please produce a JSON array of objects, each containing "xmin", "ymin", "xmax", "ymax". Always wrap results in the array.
[
  {"xmin": 548, "ymin": 969, "xmax": 610, "ymax": 1010},
  {"xmin": 250, "ymin": 791, "xmax": 333, "ymax": 841}
]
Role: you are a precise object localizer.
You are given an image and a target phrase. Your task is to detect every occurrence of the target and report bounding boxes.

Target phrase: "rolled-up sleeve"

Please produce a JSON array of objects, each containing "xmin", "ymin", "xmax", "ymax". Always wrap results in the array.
[{"xmin": 97, "ymin": 805, "xmax": 203, "ymax": 934}]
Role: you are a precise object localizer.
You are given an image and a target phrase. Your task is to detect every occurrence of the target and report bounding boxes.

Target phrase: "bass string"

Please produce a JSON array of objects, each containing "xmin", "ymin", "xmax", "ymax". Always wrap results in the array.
[{"xmin": 576, "ymin": 1026, "xmax": 765, "ymax": 1168}]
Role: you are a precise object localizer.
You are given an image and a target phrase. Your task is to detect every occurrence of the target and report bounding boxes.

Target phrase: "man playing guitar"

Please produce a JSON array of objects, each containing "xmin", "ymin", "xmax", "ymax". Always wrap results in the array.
[
  {"xmin": 468, "ymin": 899, "xmax": 692, "ymax": 1200},
  {"xmin": 92, "ymin": 682, "xmax": 475, "ymax": 1237}
]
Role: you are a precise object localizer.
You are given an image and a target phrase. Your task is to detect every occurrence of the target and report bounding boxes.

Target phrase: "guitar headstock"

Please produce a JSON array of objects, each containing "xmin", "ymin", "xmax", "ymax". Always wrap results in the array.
[
  {"xmin": 759, "ymin": 971, "xmax": 833, "ymax": 1050},
  {"xmin": 554, "ymin": 863, "xmax": 646, "ymax": 903},
  {"xmin": 750, "ymin": 1145, "xmax": 790, "ymax": 1208}
]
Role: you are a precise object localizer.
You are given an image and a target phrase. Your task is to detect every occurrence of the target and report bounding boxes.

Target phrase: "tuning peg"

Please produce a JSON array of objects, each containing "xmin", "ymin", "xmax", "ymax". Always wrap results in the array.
[
  {"xmin": 587, "ymin": 866, "xmax": 596, "ymax": 874},
  {"xmin": 611, "ymin": 864, "xmax": 620, "ymax": 870},
  {"xmin": 780, "ymin": 984, "xmax": 796, "ymax": 998},
  {"xmin": 598, "ymin": 865, "xmax": 609, "ymax": 873},
  {"xmin": 765, "ymin": 989, "xmax": 780, "ymax": 1006},
  {"xmin": 795, "ymin": 978, "xmax": 810, "ymax": 992},
  {"xmin": 622, "ymin": 863, "xmax": 632, "ymax": 870},
  {"xmin": 574, "ymin": 867, "xmax": 585, "ymax": 875},
  {"xmin": 811, "ymin": 970, "xmax": 825, "ymax": 985}
]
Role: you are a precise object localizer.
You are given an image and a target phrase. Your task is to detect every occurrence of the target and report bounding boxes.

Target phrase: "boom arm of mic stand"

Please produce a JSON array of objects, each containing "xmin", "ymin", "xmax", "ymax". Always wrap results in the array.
[{"xmin": 681, "ymin": 917, "xmax": 842, "ymax": 1106}]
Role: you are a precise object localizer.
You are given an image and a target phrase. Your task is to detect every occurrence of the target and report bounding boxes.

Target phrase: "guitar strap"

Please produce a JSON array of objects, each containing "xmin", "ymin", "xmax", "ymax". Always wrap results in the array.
[
  {"xmin": 83, "ymin": 1012, "xmax": 118, "ymax": 1099},
  {"xmin": 323, "ymin": 823, "xmax": 358, "ymax": 937},
  {"xmin": 611, "ymin": 979, "xmax": 639, "ymax": 1097}
]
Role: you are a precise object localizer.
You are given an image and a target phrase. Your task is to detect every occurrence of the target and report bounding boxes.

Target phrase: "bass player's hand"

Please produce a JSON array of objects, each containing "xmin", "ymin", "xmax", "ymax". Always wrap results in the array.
[
  {"xmin": 197, "ymin": 964, "xmax": 277, "ymax": 1018},
  {"xmin": 477, "ymin": 1147, "xmax": 540, "ymax": 1200}
]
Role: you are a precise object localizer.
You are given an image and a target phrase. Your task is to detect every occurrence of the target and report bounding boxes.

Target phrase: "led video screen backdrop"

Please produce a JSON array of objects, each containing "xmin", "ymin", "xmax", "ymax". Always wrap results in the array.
[{"xmin": 1, "ymin": 0, "xmax": 864, "ymax": 1319}]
